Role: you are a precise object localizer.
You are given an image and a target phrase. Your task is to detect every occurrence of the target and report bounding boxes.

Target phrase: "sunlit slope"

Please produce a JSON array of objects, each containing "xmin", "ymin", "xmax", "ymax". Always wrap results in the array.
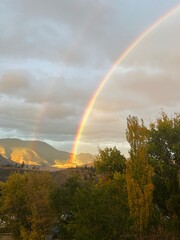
[{"xmin": 0, "ymin": 138, "xmax": 94, "ymax": 167}]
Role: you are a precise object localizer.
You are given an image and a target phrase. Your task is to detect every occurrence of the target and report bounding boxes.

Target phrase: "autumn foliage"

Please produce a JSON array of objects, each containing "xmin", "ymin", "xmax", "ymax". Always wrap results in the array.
[
  {"xmin": 126, "ymin": 116, "xmax": 154, "ymax": 236},
  {"xmin": 0, "ymin": 112, "xmax": 179, "ymax": 240}
]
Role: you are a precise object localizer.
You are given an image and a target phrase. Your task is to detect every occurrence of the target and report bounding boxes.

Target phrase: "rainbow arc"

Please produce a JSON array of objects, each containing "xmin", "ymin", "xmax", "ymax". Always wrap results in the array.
[{"xmin": 70, "ymin": 4, "xmax": 180, "ymax": 165}]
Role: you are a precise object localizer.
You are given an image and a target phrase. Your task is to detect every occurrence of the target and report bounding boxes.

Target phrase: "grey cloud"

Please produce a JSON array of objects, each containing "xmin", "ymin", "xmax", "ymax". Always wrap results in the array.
[
  {"xmin": 0, "ymin": 0, "xmax": 180, "ymax": 154},
  {"xmin": 24, "ymin": 77, "xmax": 92, "ymax": 108},
  {"xmin": 0, "ymin": 99, "xmax": 79, "ymax": 143},
  {"xmin": 1, "ymin": 0, "xmax": 179, "ymax": 66},
  {"xmin": 92, "ymin": 65, "xmax": 180, "ymax": 121},
  {"xmin": 0, "ymin": 68, "xmax": 93, "ymax": 109},
  {"xmin": 0, "ymin": 71, "xmax": 30, "ymax": 94},
  {"xmin": 121, "ymin": 72, "xmax": 180, "ymax": 105},
  {"xmin": 126, "ymin": 10, "xmax": 180, "ymax": 69},
  {"xmin": 0, "ymin": 68, "xmax": 93, "ymax": 144},
  {"xmin": 0, "ymin": 0, "xmax": 110, "ymax": 64}
]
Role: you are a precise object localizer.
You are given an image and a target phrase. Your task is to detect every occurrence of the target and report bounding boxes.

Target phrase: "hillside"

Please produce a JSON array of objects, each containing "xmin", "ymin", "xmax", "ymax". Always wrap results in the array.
[
  {"xmin": 0, "ymin": 138, "xmax": 94, "ymax": 167},
  {"xmin": 0, "ymin": 154, "xmax": 15, "ymax": 166}
]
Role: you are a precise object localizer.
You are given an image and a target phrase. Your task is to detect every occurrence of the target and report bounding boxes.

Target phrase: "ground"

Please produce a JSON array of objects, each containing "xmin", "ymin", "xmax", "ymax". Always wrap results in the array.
[{"xmin": 0, "ymin": 234, "xmax": 13, "ymax": 240}]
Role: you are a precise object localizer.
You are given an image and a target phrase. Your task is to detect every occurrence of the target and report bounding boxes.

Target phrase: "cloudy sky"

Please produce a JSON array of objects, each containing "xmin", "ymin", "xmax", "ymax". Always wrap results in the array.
[{"xmin": 0, "ymin": 0, "xmax": 180, "ymax": 157}]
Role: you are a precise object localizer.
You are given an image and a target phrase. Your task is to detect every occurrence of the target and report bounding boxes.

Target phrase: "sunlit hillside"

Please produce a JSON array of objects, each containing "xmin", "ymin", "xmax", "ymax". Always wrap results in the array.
[{"xmin": 0, "ymin": 139, "xmax": 94, "ymax": 168}]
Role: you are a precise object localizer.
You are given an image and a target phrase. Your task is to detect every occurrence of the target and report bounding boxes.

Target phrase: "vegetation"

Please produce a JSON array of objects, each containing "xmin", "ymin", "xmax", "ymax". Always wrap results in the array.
[
  {"xmin": 0, "ymin": 112, "xmax": 179, "ymax": 239},
  {"xmin": 94, "ymin": 146, "xmax": 126, "ymax": 179},
  {"xmin": 0, "ymin": 172, "xmax": 55, "ymax": 240},
  {"xmin": 126, "ymin": 116, "xmax": 154, "ymax": 238}
]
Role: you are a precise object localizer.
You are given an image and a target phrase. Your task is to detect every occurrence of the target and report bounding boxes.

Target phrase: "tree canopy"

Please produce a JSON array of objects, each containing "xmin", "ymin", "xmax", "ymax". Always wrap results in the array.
[
  {"xmin": 0, "ymin": 172, "xmax": 56, "ymax": 240},
  {"xmin": 0, "ymin": 111, "xmax": 179, "ymax": 240},
  {"xmin": 94, "ymin": 146, "xmax": 126, "ymax": 179}
]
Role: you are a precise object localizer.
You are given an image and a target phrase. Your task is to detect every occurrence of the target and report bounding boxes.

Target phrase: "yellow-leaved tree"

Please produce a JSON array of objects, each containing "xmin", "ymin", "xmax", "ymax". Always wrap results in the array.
[
  {"xmin": 125, "ymin": 116, "xmax": 154, "ymax": 238},
  {"xmin": 0, "ymin": 172, "xmax": 55, "ymax": 240}
]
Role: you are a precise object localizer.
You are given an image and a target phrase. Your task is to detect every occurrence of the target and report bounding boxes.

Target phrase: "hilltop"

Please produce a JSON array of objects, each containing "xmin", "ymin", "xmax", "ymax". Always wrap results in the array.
[{"xmin": 0, "ymin": 138, "xmax": 94, "ymax": 168}]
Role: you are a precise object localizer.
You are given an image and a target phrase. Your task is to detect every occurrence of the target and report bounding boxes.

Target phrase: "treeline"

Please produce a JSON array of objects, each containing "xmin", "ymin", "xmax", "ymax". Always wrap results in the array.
[
  {"xmin": 0, "ymin": 112, "xmax": 179, "ymax": 240},
  {"xmin": 0, "ymin": 162, "xmax": 40, "ymax": 170}
]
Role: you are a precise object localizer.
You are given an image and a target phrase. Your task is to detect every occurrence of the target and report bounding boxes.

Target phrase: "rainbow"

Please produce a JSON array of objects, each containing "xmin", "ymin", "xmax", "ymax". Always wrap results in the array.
[
  {"xmin": 29, "ymin": 82, "xmax": 54, "ymax": 146},
  {"xmin": 70, "ymin": 4, "xmax": 180, "ymax": 164}
]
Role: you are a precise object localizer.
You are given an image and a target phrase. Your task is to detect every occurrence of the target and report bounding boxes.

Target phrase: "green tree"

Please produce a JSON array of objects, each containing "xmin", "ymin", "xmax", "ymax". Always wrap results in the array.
[
  {"xmin": 148, "ymin": 112, "xmax": 180, "ymax": 232},
  {"xmin": 148, "ymin": 112, "xmax": 180, "ymax": 167},
  {"xmin": 68, "ymin": 174, "xmax": 130, "ymax": 240},
  {"xmin": 94, "ymin": 147, "xmax": 126, "ymax": 179},
  {"xmin": 51, "ymin": 171, "xmax": 131, "ymax": 240},
  {"xmin": 126, "ymin": 116, "xmax": 154, "ymax": 238},
  {"xmin": 51, "ymin": 175, "xmax": 82, "ymax": 239}
]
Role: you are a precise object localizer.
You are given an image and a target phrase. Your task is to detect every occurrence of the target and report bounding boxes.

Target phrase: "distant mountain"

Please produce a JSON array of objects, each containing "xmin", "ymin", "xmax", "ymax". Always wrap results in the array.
[
  {"xmin": 0, "ymin": 138, "xmax": 94, "ymax": 167},
  {"xmin": 76, "ymin": 153, "xmax": 95, "ymax": 164}
]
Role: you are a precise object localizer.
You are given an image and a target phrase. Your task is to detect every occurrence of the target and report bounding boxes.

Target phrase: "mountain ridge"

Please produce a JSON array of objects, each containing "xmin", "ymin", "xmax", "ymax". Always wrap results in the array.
[{"xmin": 0, "ymin": 138, "xmax": 94, "ymax": 168}]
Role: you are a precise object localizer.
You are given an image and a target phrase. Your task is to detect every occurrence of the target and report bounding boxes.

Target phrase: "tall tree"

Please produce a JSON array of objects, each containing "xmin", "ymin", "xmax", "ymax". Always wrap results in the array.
[
  {"xmin": 126, "ymin": 116, "xmax": 154, "ymax": 237},
  {"xmin": 148, "ymin": 112, "xmax": 180, "ymax": 223}
]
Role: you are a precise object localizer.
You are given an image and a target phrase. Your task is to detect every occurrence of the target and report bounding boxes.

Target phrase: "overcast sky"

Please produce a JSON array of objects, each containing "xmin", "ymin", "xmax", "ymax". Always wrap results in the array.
[{"xmin": 0, "ymin": 0, "xmax": 180, "ymax": 156}]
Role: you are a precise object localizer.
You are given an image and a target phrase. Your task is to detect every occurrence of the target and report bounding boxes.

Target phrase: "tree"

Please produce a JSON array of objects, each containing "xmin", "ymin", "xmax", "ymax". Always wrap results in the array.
[
  {"xmin": 23, "ymin": 172, "xmax": 55, "ymax": 240},
  {"xmin": 67, "ymin": 175, "xmax": 130, "ymax": 240},
  {"xmin": 125, "ymin": 116, "xmax": 154, "ymax": 238},
  {"xmin": 0, "ymin": 172, "xmax": 56, "ymax": 240},
  {"xmin": 0, "ymin": 173, "xmax": 27, "ymax": 238},
  {"xmin": 51, "ymin": 171, "xmax": 130, "ymax": 240},
  {"xmin": 94, "ymin": 147, "xmax": 126, "ymax": 179},
  {"xmin": 148, "ymin": 112, "xmax": 180, "ymax": 230},
  {"xmin": 21, "ymin": 161, "xmax": 25, "ymax": 169},
  {"xmin": 148, "ymin": 112, "xmax": 180, "ymax": 167},
  {"xmin": 50, "ymin": 175, "xmax": 82, "ymax": 239}
]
